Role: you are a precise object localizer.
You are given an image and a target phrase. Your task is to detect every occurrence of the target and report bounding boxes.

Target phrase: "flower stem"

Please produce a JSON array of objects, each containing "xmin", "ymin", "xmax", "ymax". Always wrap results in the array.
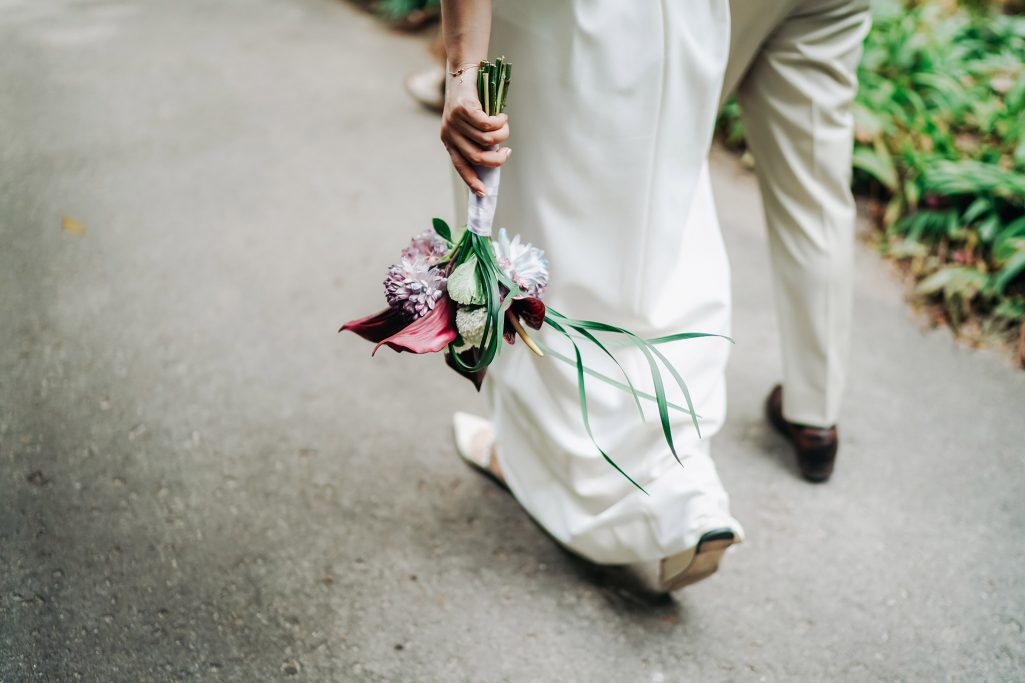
[{"xmin": 507, "ymin": 311, "xmax": 544, "ymax": 357}]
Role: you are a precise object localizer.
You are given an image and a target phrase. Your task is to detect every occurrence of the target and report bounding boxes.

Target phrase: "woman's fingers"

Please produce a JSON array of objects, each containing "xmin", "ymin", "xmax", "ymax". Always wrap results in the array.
[
  {"xmin": 440, "ymin": 92, "xmax": 511, "ymax": 194},
  {"xmin": 447, "ymin": 127, "xmax": 512, "ymax": 169},
  {"xmin": 453, "ymin": 115, "xmax": 510, "ymax": 148},
  {"xmin": 446, "ymin": 145, "xmax": 485, "ymax": 197},
  {"xmin": 453, "ymin": 100, "xmax": 507, "ymax": 132}
]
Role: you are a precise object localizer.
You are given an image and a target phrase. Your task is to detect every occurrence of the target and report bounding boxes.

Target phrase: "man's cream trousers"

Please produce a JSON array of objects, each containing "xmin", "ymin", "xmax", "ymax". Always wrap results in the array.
[{"xmin": 725, "ymin": 0, "xmax": 871, "ymax": 427}]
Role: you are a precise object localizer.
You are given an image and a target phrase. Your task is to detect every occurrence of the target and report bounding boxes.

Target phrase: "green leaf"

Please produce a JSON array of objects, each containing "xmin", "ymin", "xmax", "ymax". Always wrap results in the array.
[
  {"xmin": 431, "ymin": 217, "xmax": 452, "ymax": 243},
  {"xmin": 447, "ymin": 255, "xmax": 485, "ymax": 305},
  {"xmin": 961, "ymin": 197, "xmax": 991, "ymax": 226},
  {"xmin": 645, "ymin": 343, "xmax": 702, "ymax": 441},
  {"xmin": 571, "ymin": 325, "xmax": 646, "ymax": 422},
  {"xmin": 994, "ymin": 216, "xmax": 1025, "ymax": 263},
  {"xmin": 852, "ymin": 145, "xmax": 899, "ymax": 191},
  {"xmin": 536, "ymin": 340, "xmax": 696, "ymax": 417},
  {"xmin": 545, "ymin": 318, "xmax": 647, "ymax": 494},
  {"xmin": 544, "ymin": 309, "xmax": 694, "ymax": 465},
  {"xmin": 448, "ymin": 233, "xmax": 514, "ymax": 373},
  {"xmin": 993, "ymin": 296, "xmax": 1025, "ymax": 323},
  {"xmin": 993, "ymin": 250, "xmax": 1025, "ymax": 295},
  {"xmin": 923, "ymin": 161, "xmax": 1025, "ymax": 203},
  {"xmin": 977, "ymin": 215, "xmax": 1001, "ymax": 244},
  {"xmin": 916, "ymin": 266, "xmax": 987, "ymax": 298},
  {"xmin": 647, "ymin": 331, "xmax": 734, "ymax": 345},
  {"xmin": 853, "ymin": 101, "xmax": 887, "ymax": 141}
]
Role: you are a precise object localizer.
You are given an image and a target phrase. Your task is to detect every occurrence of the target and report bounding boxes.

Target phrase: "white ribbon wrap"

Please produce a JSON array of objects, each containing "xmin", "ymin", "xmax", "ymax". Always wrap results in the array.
[{"xmin": 466, "ymin": 162, "xmax": 501, "ymax": 237}]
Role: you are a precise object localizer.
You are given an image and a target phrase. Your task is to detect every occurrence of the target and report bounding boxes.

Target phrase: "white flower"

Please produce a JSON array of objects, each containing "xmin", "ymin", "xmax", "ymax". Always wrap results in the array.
[
  {"xmin": 456, "ymin": 306, "xmax": 489, "ymax": 348},
  {"xmin": 493, "ymin": 228, "xmax": 548, "ymax": 299}
]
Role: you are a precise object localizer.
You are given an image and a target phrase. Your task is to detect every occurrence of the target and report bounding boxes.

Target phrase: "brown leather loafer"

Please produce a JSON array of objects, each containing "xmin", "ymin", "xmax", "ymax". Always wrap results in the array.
[{"xmin": 765, "ymin": 385, "xmax": 838, "ymax": 483}]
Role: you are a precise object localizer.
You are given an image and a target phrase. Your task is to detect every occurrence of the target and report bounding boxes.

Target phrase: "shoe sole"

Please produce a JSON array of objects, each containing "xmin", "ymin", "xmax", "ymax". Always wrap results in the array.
[{"xmin": 659, "ymin": 530, "xmax": 737, "ymax": 592}]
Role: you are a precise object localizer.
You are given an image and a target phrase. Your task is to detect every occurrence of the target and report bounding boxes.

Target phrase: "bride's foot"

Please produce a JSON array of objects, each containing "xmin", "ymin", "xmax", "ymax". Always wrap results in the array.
[
  {"xmin": 453, "ymin": 412, "xmax": 507, "ymax": 488},
  {"xmin": 659, "ymin": 528, "xmax": 739, "ymax": 592}
]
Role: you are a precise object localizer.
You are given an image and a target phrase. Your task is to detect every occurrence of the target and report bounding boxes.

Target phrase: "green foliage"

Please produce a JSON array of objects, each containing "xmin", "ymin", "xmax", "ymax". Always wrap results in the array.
[
  {"xmin": 448, "ymin": 254, "xmax": 485, "ymax": 305},
  {"xmin": 431, "ymin": 217, "xmax": 451, "ymax": 243},
  {"xmin": 374, "ymin": 0, "xmax": 438, "ymax": 21},
  {"xmin": 858, "ymin": 0, "xmax": 1025, "ymax": 337},
  {"xmin": 718, "ymin": 0, "xmax": 1025, "ymax": 346}
]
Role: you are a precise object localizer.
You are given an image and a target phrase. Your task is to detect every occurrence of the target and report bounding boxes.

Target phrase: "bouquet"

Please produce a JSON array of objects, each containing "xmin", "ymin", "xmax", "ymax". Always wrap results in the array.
[{"xmin": 341, "ymin": 59, "xmax": 730, "ymax": 492}]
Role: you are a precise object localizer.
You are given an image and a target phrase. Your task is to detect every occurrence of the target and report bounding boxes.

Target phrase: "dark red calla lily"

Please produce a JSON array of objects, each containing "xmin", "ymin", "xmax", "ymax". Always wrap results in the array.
[
  {"xmin": 504, "ymin": 296, "xmax": 546, "ymax": 345},
  {"xmin": 515, "ymin": 297, "xmax": 545, "ymax": 330},
  {"xmin": 374, "ymin": 296, "xmax": 457, "ymax": 355},
  {"xmin": 341, "ymin": 296, "xmax": 457, "ymax": 355},
  {"xmin": 339, "ymin": 307, "xmax": 409, "ymax": 343}
]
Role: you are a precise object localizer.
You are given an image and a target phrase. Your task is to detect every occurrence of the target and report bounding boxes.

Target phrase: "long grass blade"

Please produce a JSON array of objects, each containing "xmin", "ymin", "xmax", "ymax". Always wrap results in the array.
[
  {"xmin": 535, "ymin": 340, "xmax": 695, "ymax": 416},
  {"xmin": 571, "ymin": 325, "xmax": 646, "ymax": 421},
  {"xmin": 545, "ymin": 308, "xmax": 681, "ymax": 467},
  {"xmin": 645, "ymin": 344, "xmax": 702, "ymax": 438},
  {"xmin": 647, "ymin": 332, "xmax": 734, "ymax": 345},
  {"xmin": 546, "ymin": 318, "xmax": 647, "ymax": 494}
]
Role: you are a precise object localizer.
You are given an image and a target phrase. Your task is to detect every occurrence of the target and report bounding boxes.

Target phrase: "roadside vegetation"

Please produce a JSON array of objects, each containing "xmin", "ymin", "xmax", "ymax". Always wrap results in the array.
[{"xmin": 721, "ymin": 0, "xmax": 1025, "ymax": 363}]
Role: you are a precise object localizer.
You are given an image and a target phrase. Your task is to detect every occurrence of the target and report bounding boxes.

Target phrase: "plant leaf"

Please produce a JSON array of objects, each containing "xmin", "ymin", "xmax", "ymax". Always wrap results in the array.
[
  {"xmin": 431, "ymin": 217, "xmax": 452, "ymax": 243},
  {"xmin": 853, "ymin": 145, "xmax": 899, "ymax": 191},
  {"xmin": 545, "ymin": 309, "xmax": 687, "ymax": 466},
  {"xmin": 447, "ymin": 255, "xmax": 485, "ymax": 305},
  {"xmin": 535, "ymin": 340, "xmax": 696, "ymax": 416},
  {"xmin": 545, "ymin": 318, "xmax": 646, "ymax": 494},
  {"xmin": 572, "ymin": 325, "xmax": 646, "ymax": 422},
  {"xmin": 993, "ymin": 250, "xmax": 1025, "ymax": 295}
]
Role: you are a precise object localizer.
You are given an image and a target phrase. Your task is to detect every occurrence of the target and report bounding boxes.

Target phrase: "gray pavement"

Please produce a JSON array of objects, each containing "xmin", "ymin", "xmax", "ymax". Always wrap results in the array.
[{"xmin": 2, "ymin": 1, "xmax": 1024, "ymax": 681}]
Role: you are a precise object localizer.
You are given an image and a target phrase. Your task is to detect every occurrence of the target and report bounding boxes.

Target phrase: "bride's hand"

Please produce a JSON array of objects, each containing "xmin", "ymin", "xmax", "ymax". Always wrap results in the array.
[{"xmin": 440, "ymin": 73, "xmax": 511, "ymax": 197}]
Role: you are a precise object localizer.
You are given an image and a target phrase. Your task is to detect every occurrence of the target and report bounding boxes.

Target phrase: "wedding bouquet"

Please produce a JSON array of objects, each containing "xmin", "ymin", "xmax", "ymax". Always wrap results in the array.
[{"xmin": 341, "ymin": 59, "xmax": 729, "ymax": 492}]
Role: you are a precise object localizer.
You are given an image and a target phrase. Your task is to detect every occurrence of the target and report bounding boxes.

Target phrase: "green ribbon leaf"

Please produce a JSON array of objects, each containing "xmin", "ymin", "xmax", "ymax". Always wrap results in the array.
[
  {"xmin": 536, "ymin": 340, "xmax": 695, "ymax": 417},
  {"xmin": 546, "ymin": 317, "xmax": 647, "ymax": 495},
  {"xmin": 544, "ymin": 308, "xmax": 702, "ymax": 467}
]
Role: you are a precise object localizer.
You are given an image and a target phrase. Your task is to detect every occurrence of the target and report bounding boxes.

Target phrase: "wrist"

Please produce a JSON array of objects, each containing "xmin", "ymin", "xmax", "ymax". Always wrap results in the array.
[
  {"xmin": 446, "ymin": 60, "xmax": 481, "ymax": 83},
  {"xmin": 445, "ymin": 68, "xmax": 480, "ymax": 100},
  {"xmin": 446, "ymin": 52, "xmax": 484, "ymax": 70}
]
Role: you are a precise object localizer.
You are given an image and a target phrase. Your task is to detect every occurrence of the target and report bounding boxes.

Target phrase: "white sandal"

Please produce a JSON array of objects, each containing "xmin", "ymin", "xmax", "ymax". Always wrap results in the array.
[{"xmin": 453, "ymin": 412, "xmax": 507, "ymax": 490}]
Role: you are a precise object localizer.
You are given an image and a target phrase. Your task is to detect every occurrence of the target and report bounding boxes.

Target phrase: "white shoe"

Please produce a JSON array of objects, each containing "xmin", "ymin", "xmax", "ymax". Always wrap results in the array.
[{"xmin": 452, "ymin": 412, "xmax": 506, "ymax": 489}]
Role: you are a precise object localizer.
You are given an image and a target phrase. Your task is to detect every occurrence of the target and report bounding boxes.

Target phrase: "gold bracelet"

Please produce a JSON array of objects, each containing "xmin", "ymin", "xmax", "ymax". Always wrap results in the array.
[{"xmin": 448, "ymin": 62, "xmax": 481, "ymax": 82}]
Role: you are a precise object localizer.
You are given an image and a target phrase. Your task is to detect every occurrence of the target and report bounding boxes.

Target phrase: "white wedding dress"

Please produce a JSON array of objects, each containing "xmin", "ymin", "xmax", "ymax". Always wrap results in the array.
[{"xmin": 457, "ymin": 0, "xmax": 743, "ymax": 564}]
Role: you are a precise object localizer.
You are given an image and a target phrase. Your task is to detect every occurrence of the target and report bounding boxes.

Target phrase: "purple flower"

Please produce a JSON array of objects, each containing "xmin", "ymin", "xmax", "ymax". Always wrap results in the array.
[
  {"xmin": 384, "ymin": 254, "xmax": 448, "ymax": 320},
  {"xmin": 402, "ymin": 231, "xmax": 449, "ymax": 265}
]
